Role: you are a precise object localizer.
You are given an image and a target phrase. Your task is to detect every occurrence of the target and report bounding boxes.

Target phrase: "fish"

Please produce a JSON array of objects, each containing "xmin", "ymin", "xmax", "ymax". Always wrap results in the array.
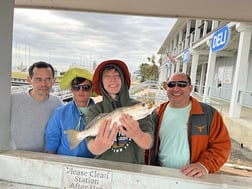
[{"xmin": 64, "ymin": 102, "xmax": 156, "ymax": 150}]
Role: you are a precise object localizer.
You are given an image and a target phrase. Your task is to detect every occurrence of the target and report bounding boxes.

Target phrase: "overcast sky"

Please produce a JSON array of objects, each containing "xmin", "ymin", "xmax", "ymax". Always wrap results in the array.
[{"xmin": 12, "ymin": 8, "xmax": 176, "ymax": 73}]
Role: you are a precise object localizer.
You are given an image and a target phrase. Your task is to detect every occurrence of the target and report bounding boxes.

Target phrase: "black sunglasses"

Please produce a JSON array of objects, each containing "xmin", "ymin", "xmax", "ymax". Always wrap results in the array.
[
  {"xmin": 167, "ymin": 81, "xmax": 189, "ymax": 88},
  {"xmin": 72, "ymin": 84, "xmax": 92, "ymax": 91}
]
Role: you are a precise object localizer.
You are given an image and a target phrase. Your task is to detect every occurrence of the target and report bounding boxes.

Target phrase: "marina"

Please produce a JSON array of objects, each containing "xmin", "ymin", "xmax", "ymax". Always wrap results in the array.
[{"xmin": 11, "ymin": 83, "xmax": 73, "ymax": 102}]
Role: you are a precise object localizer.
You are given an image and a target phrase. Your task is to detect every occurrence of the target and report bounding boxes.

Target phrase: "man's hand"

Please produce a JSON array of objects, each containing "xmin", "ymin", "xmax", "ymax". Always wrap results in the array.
[
  {"xmin": 118, "ymin": 113, "xmax": 142, "ymax": 139},
  {"xmin": 87, "ymin": 118, "xmax": 118, "ymax": 155},
  {"xmin": 118, "ymin": 113, "xmax": 152, "ymax": 149},
  {"xmin": 180, "ymin": 163, "xmax": 208, "ymax": 178}
]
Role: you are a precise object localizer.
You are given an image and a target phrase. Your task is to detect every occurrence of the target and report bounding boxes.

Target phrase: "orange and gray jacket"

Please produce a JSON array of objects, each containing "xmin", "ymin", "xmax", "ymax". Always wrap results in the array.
[{"xmin": 146, "ymin": 97, "xmax": 231, "ymax": 173}]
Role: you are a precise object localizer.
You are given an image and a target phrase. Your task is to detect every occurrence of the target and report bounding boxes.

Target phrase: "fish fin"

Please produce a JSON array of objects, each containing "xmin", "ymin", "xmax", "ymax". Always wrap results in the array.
[{"xmin": 64, "ymin": 130, "xmax": 82, "ymax": 150}]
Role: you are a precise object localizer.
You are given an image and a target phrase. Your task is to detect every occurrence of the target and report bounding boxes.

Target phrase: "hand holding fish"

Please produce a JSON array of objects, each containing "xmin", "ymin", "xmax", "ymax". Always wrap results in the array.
[
  {"xmin": 119, "ymin": 113, "xmax": 141, "ymax": 138},
  {"xmin": 87, "ymin": 119, "xmax": 118, "ymax": 155},
  {"xmin": 64, "ymin": 102, "xmax": 156, "ymax": 150},
  {"xmin": 119, "ymin": 113, "xmax": 153, "ymax": 149}
]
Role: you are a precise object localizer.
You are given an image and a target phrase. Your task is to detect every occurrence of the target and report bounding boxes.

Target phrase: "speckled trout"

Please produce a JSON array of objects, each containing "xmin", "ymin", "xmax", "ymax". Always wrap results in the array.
[{"xmin": 64, "ymin": 102, "xmax": 155, "ymax": 150}]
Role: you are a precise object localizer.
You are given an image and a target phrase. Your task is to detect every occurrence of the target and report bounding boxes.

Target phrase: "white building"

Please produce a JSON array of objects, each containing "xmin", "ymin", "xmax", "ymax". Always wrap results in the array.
[
  {"xmin": 158, "ymin": 19, "xmax": 252, "ymax": 151},
  {"xmin": 158, "ymin": 19, "xmax": 252, "ymax": 118}
]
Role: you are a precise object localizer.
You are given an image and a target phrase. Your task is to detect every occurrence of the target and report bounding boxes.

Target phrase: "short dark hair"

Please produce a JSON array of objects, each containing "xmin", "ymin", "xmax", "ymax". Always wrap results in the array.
[
  {"xmin": 28, "ymin": 61, "xmax": 55, "ymax": 78},
  {"xmin": 71, "ymin": 77, "xmax": 92, "ymax": 86}
]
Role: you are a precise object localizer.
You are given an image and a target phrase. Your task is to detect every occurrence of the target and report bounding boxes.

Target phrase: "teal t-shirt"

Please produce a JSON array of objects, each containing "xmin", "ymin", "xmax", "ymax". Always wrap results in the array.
[{"xmin": 158, "ymin": 103, "xmax": 191, "ymax": 168}]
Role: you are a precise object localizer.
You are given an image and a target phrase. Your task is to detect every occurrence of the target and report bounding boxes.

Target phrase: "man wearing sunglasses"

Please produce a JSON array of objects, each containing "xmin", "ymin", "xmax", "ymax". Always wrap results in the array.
[
  {"xmin": 45, "ymin": 67, "xmax": 95, "ymax": 158},
  {"xmin": 147, "ymin": 72, "xmax": 231, "ymax": 178}
]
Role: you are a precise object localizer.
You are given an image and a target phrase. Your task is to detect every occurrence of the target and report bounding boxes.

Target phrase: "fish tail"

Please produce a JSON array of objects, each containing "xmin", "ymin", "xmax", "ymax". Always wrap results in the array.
[{"xmin": 64, "ymin": 130, "xmax": 82, "ymax": 150}]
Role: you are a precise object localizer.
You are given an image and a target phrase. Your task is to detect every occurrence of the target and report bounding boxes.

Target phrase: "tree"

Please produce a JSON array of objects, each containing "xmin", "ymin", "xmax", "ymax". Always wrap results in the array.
[
  {"xmin": 139, "ymin": 63, "xmax": 151, "ymax": 82},
  {"xmin": 139, "ymin": 62, "xmax": 159, "ymax": 81},
  {"xmin": 146, "ymin": 54, "xmax": 159, "ymax": 80}
]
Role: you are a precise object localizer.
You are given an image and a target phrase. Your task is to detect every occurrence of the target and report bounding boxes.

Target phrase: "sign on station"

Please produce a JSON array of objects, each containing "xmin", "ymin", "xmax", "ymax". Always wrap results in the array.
[{"xmin": 211, "ymin": 25, "xmax": 230, "ymax": 52}]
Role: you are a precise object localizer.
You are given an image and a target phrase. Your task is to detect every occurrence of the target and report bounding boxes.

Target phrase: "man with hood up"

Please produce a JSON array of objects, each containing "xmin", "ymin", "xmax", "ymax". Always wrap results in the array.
[{"xmin": 85, "ymin": 59, "xmax": 154, "ymax": 164}]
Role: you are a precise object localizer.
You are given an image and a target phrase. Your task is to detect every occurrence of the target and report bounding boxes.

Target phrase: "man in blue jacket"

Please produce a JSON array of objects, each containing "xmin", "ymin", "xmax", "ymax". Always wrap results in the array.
[{"xmin": 45, "ymin": 67, "xmax": 95, "ymax": 157}]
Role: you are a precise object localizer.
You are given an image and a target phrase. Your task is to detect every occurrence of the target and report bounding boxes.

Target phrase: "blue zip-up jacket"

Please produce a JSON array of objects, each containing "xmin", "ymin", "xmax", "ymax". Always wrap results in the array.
[{"xmin": 45, "ymin": 99, "xmax": 95, "ymax": 157}]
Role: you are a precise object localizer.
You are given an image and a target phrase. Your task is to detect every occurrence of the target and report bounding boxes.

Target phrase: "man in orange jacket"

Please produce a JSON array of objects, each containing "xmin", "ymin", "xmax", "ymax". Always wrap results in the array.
[{"xmin": 148, "ymin": 72, "xmax": 231, "ymax": 178}]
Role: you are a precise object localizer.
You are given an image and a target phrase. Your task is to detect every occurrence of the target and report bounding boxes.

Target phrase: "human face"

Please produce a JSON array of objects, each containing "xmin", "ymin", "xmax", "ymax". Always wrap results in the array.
[
  {"xmin": 166, "ymin": 73, "xmax": 192, "ymax": 108},
  {"xmin": 27, "ymin": 67, "xmax": 55, "ymax": 101},
  {"xmin": 102, "ymin": 68, "xmax": 121, "ymax": 99},
  {"xmin": 71, "ymin": 80, "xmax": 92, "ymax": 107}
]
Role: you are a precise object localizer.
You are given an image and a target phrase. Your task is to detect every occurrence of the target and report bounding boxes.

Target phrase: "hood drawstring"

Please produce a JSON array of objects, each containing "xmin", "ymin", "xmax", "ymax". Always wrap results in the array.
[
  {"xmin": 111, "ymin": 100, "xmax": 121, "ymax": 146},
  {"xmin": 75, "ymin": 113, "xmax": 83, "ymax": 131},
  {"xmin": 74, "ymin": 99, "xmax": 90, "ymax": 131}
]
